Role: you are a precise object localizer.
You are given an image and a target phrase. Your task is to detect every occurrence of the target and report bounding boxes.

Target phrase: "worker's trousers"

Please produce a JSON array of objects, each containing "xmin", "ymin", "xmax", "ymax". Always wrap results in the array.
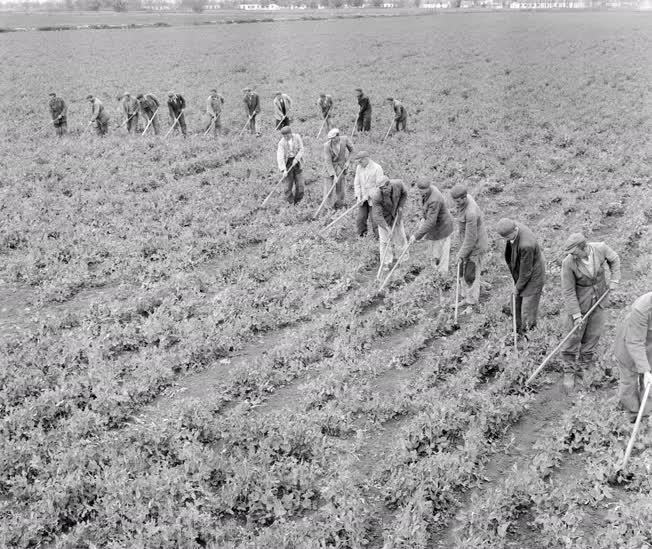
[
  {"xmin": 323, "ymin": 164, "xmax": 347, "ymax": 209},
  {"xmin": 561, "ymin": 306, "xmax": 606, "ymax": 373},
  {"xmin": 616, "ymin": 360, "xmax": 652, "ymax": 416},
  {"xmin": 357, "ymin": 112, "xmax": 371, "ymax": 132},
  {"xmin": 247, "ymin": 113, "xmax": 258, "ymax": 134},
  {"xmin": 126, "ymin": 113, "xmax": 139, "ymax": 133},
  {"xmin": 461, "ymin": 254, "xmax": 483, "ymax": 305},
  {"xmin": 284, "ymin": 159, "xmax": 304, "ymax": 205},
  {"xmin": 144, "ymin": 113, "xmax": 159, "ymax": 135},
  {"xmin": 395, "ymin": 117, "xmax": 407, "ymax": 132},
  {"xmin": 514, "ymin": 291, "xmax": 542, "ymax": 333},
  {"xmin": 356, "ymin": 201, "xmax": 378, "ymax": 238},
  {"xmin": 205, "ymin": 114, "xmax": 221, "ymax": 135},
  {"xmin": 171, "ymin": 113, "xmax": 187, "ymax": 136},
  {"xmin": 378, "ymin": 221, "xmax": 408, "ymax": 266},
  {"xmin": 95, "ymin": 118, "xmax": 109, "ymax": 136},
  {"xmin": 427, "ymin": 236, "xmax": 451, "ymax": 275},
  {"xmin": 54, "ymin": 119, "xmax": 67, "ymax": 136}
]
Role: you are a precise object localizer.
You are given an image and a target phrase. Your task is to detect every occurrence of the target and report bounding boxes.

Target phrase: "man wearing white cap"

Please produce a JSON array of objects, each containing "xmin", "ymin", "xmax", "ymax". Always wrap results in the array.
[
  {"xmin": 273, "ymin": 91, "xmax": 292, "ymax": 130},
  {"xmin": 353, "ymin": 151, "xmax": 384, "ymax": 237},
  {"xmin": 277, "ymin": 126, "xmax": 305, "ymax": 204},
  {"xmin": 323, "ymin": 128, "xmax": 354, "ymax": 210},
  {"xmin": 119, "ymin": 92, "xmax": 140, "ymax": 134},
  {"xmin": 560, "ymin": 232, "xmax": 620, "ymax": 391},
  {"xmin": 495, "ymin": 218, "xmax": 545, "ymax": 334},
  {"xmin": 243, "ymin": 87, "xmax": 260, "ymax": 135}
]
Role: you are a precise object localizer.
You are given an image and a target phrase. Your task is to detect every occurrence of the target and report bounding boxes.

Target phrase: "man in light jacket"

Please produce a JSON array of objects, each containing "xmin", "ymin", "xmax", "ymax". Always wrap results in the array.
[
  {"xmin": 87, "ymin": 94, "xmax": 109, "ymax": 136},
  {"xmin": 560, "ymin": 232, "xmax": 620, "ymax": 391},
  {"xmin": 451, "ymin": 184, "xmax": 489, "ymax": 313},
  {"xmin": 137, "ymin": 93, "xmax": 160, "ymax": 135},
  {"xmin": 353, "ymin": 151, "xmax": 384, "ymax": 237},
  {"xmin": 614, "ymin": 292, "xmax": 652, "ymax": 422},
  {"xmin": 119, "ymin": 92, "xmax": 140, "ymax": 134},
  {"xmin": 323, "ymin": 128, "xmax": 354, "ymax": 210},
  {"xmin": 205, "ymin": 89, "xmax": 224, "ymax": 136},
  {"xmin": 409, "ymin": 180, "xmax": 454, "ymax": 274},
  {"xmin": 273, "ymin": 91, "xmax": 292, "ymax": 130},
  {"xmin": 371, "ymin": 177, "xmax": 408, "ymax": 269},
  {"xmin": 496, "ymin": 218, "xmax": 546, "ymax": 334},
  {"xmin": 276, "ymin": 126, "xmax": 304, "ymax": 205},
  {"xmin": 387, "ymin": 97, "xmax": 407, "ymax": 132}
]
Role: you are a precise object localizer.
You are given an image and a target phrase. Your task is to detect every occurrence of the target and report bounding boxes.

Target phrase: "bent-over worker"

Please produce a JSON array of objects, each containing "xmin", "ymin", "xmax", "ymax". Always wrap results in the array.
[
  {"xmin": 371, "ymin": 177, "xmax": 409, "ymax": 270},
  {"xmin": 323, "ymin": 128, "xmax": 354, "ymax": 210}
]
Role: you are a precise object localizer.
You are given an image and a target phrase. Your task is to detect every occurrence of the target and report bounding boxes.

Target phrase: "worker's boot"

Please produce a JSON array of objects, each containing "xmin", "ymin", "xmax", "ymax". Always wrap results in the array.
[{"xmin": 578, "ymin": 353, "xmax": 595, "ymax": 389}]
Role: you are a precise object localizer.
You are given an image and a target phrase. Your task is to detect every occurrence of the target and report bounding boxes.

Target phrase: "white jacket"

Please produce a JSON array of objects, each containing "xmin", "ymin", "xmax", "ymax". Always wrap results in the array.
[
  {"xmin": 354, "ymin": 160, "xmax": 384, "ymax": 201},
  {"xmin": 276, "ymin": 134, "xmax": 304, "ymax": 171}
]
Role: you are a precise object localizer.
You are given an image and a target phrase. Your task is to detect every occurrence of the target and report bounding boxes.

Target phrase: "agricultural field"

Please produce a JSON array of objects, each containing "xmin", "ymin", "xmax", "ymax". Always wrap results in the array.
[{"xmin": 1, "ymin": 10, "xmax": 651, "ymax": 548}]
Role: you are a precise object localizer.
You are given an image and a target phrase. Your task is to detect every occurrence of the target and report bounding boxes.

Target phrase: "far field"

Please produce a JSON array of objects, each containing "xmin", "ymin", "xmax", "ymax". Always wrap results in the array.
[{"xmin": 1, "ymin": 11, "xmax": 651, "ymax": 549}]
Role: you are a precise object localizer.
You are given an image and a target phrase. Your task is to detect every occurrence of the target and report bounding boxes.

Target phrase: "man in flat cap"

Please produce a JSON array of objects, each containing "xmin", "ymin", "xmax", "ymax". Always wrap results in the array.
[
  {"xmin": 119, "ymin": 92, "xmax": 140, "ymax": 134},
  {"xmin": 205, "ymin": 88, "xmax": 224, "ymax": 136},
  {"xmin": 318, "ymin": 93, "xmax": 334, "ymax": 133},
  {"xmin": 323, "ymin": 128, "xmax": 354, "ymax": 210},
  {"xmin": 560, "ymin": 232, "xmax": 620, "ymax": 391},
  {"xmin": 409, "ymin": 180, "xmax": 454, "ymax": 275},
  {"xmin": 87, "ymin": 94, "xmax": 109, "ymax": 136},
  {"xmin": 613, "ymin": 292, "xmax": 652, "ymax": 422},
  {"xmin": 137, "ymin": 93, "xmax": 160, "ymax": 135},
  {"xmin": 371, "ymin": 177, "xmax": 409, "ymax": 270},
  {"xmin": 273, "ymin": 91, "xmax": 292, "ymax": 130},
  {"xmin": 243, "ymin": 87, "xmax": 260, "ymax": 136},
  {"xmin": 451, "ymin": 184, "xmax": 489, "ymax": 313},
  {"xmin": 387, "ymin": 97, "xmax": 407, "ymax": 132},
  {"xmin": 277, "ymin": 126, "xmax": 305, "ymax": 205},
  {"xmin": 354, "ymin": 151, "xmax": 384, "ymax": 237},
  {"xmin": 48, "ymin": 92, "xmax": 67, "ymax": 136},
  {"xmin": 355, "ymin": 88, "xmax": 371, "ymax": 132},
  {"xmin": 167, "ymin": 91, "xmax": 187, "ymax": 137},
  {"xmin": 496, "ymin": 218, "xmax": 545, "ymax": 335}
]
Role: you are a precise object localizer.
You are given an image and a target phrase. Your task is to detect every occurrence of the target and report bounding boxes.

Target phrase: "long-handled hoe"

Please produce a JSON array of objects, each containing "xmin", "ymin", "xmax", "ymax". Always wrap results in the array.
[
  {"xmin": 203, "ymin": 115, "xmax": 217, "ymax": 136},
  {"xmin": 316, "ymin": 105, "xmax": 332, "ymax": 139},
  {"xmin": 117, "ymin": 110, "xmax": 138, "ymax": 131},
  {"xmin": 260, "ymin": 160, "xmax": 298, "ymax": 208},
  {"xmin": 142, "ymin": 107, "xmax": 159, "ymax": 136},
  {"xmin": 274, "ymin": 115, "xmax": 287, "ymax": 131},
  {"xmin": 238, "ymin": 113, "xmax": 255, "ymax": 138},
  {"xmin": 320, "ymin": 201, "xmax": 358, "ymax": 235},
  {"xmin": 376, "ymin": 215, "xmax": 399, "ymax": 281},
  {"xmin": 164, "ymin": 110, "xmax": 185, "ymax": 139},
  {"xmin": 525, "ymin": 289, "xmax": 610, "ymax": 386},
  {"xmin": 378, "ymin": 239, "xmax": 413, "ymax": 292},
  {"xmin": 453, "ymin": 260, "xmax": 461, "ymax": 329},
  {"xmin": 382, "ymin": 119, "xmax": 394, "ymax": 143},
  {"xmin": 350, "ymin": 114, "xmax": 359, "ymax": 139},
  {"xmin": 512, "ymin": 289, "xmax": 519, "ymax": 357}
]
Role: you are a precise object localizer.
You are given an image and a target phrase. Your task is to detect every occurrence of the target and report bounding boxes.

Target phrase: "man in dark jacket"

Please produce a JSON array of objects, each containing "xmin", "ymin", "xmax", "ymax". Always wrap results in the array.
[
  {"xmin": 318, "ymin": 93, "xmax": 334, "ymax": 133},
  {"xmin": 243, "ymin": 87, "xmax": 260, "ymax": 136},
  {"xmin": 355, "ymin": 88, "xmax": 371, "ymax": 132},
  {"xmin": 496, "ymin": 218, "xmax": 546, "ymax": 334},
  {"xmin": 387, "ymin": 97, "xmax": 407, "ymax": 132},
  {"xmin": 613, "ymin": 292, "xmax": 652, "ymax": 422},
  {"xmin": 409, "ymin": 180, "xmax": 454, "ymax": 274},
  {"xmin": 371, "ymin": 177, "xmax": 408, "ymax": 270},
  {"xmin": 137, "ymin": 93, "xmax": 160, "ymax": 135},
  {"xmin": 48, "ymin": 92, "xmax": 67, "ymax": 136},
  {"xmin": 560, "ymin": 232, "xmax": 620, "ymax": 391},
  {"xmin": 167, "ymin": 91, "xmax": 187, "ymax": 137}
]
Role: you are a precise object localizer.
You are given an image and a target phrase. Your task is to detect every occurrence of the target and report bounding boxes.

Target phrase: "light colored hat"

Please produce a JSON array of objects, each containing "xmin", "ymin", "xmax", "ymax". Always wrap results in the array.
[
  {"xmin": 378, "ymin": 176, "xmax": 390, "ymax": 186},
  {"xmin": 416, "ymin": 180, "xmax": 431, "ymax": 190},
  {"xmin": 280, "ymin": 126, "xmax": 292, "ymax": 135},
  {"xmin": 168, "ymin": 91, "xmax": 175, "ymax": 97},
  {"xmin": 274, "ymin": 90, "xmax": 282, "ymax": 96},
  {"xmin": 124, "ymin": 91, "xmax": 130, "ymax": 96},
  {"xmin": 327, "ymin": 128, "xmax": 340, "ymax": 139},
  {"xmin": 242, "ymin": 87, "xmax": 251, "ymax": 92},
  {"xmin": 564, "ymin": 232, "xmax": 587, "ymax": 253},
  {"xmin": 496, "ymin": 218, "xmax": 517, "ymax": 237},
  {"xmin": 210, "ymin": 88, "xmax": 217, "ymax": 94},
  {"xmin": 355, "ymin": 150, "xmax": 370, "ymax": 160},
  {"xmin": 450, "ymin": 184, "xmax": 468, "ymax": 199}
]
